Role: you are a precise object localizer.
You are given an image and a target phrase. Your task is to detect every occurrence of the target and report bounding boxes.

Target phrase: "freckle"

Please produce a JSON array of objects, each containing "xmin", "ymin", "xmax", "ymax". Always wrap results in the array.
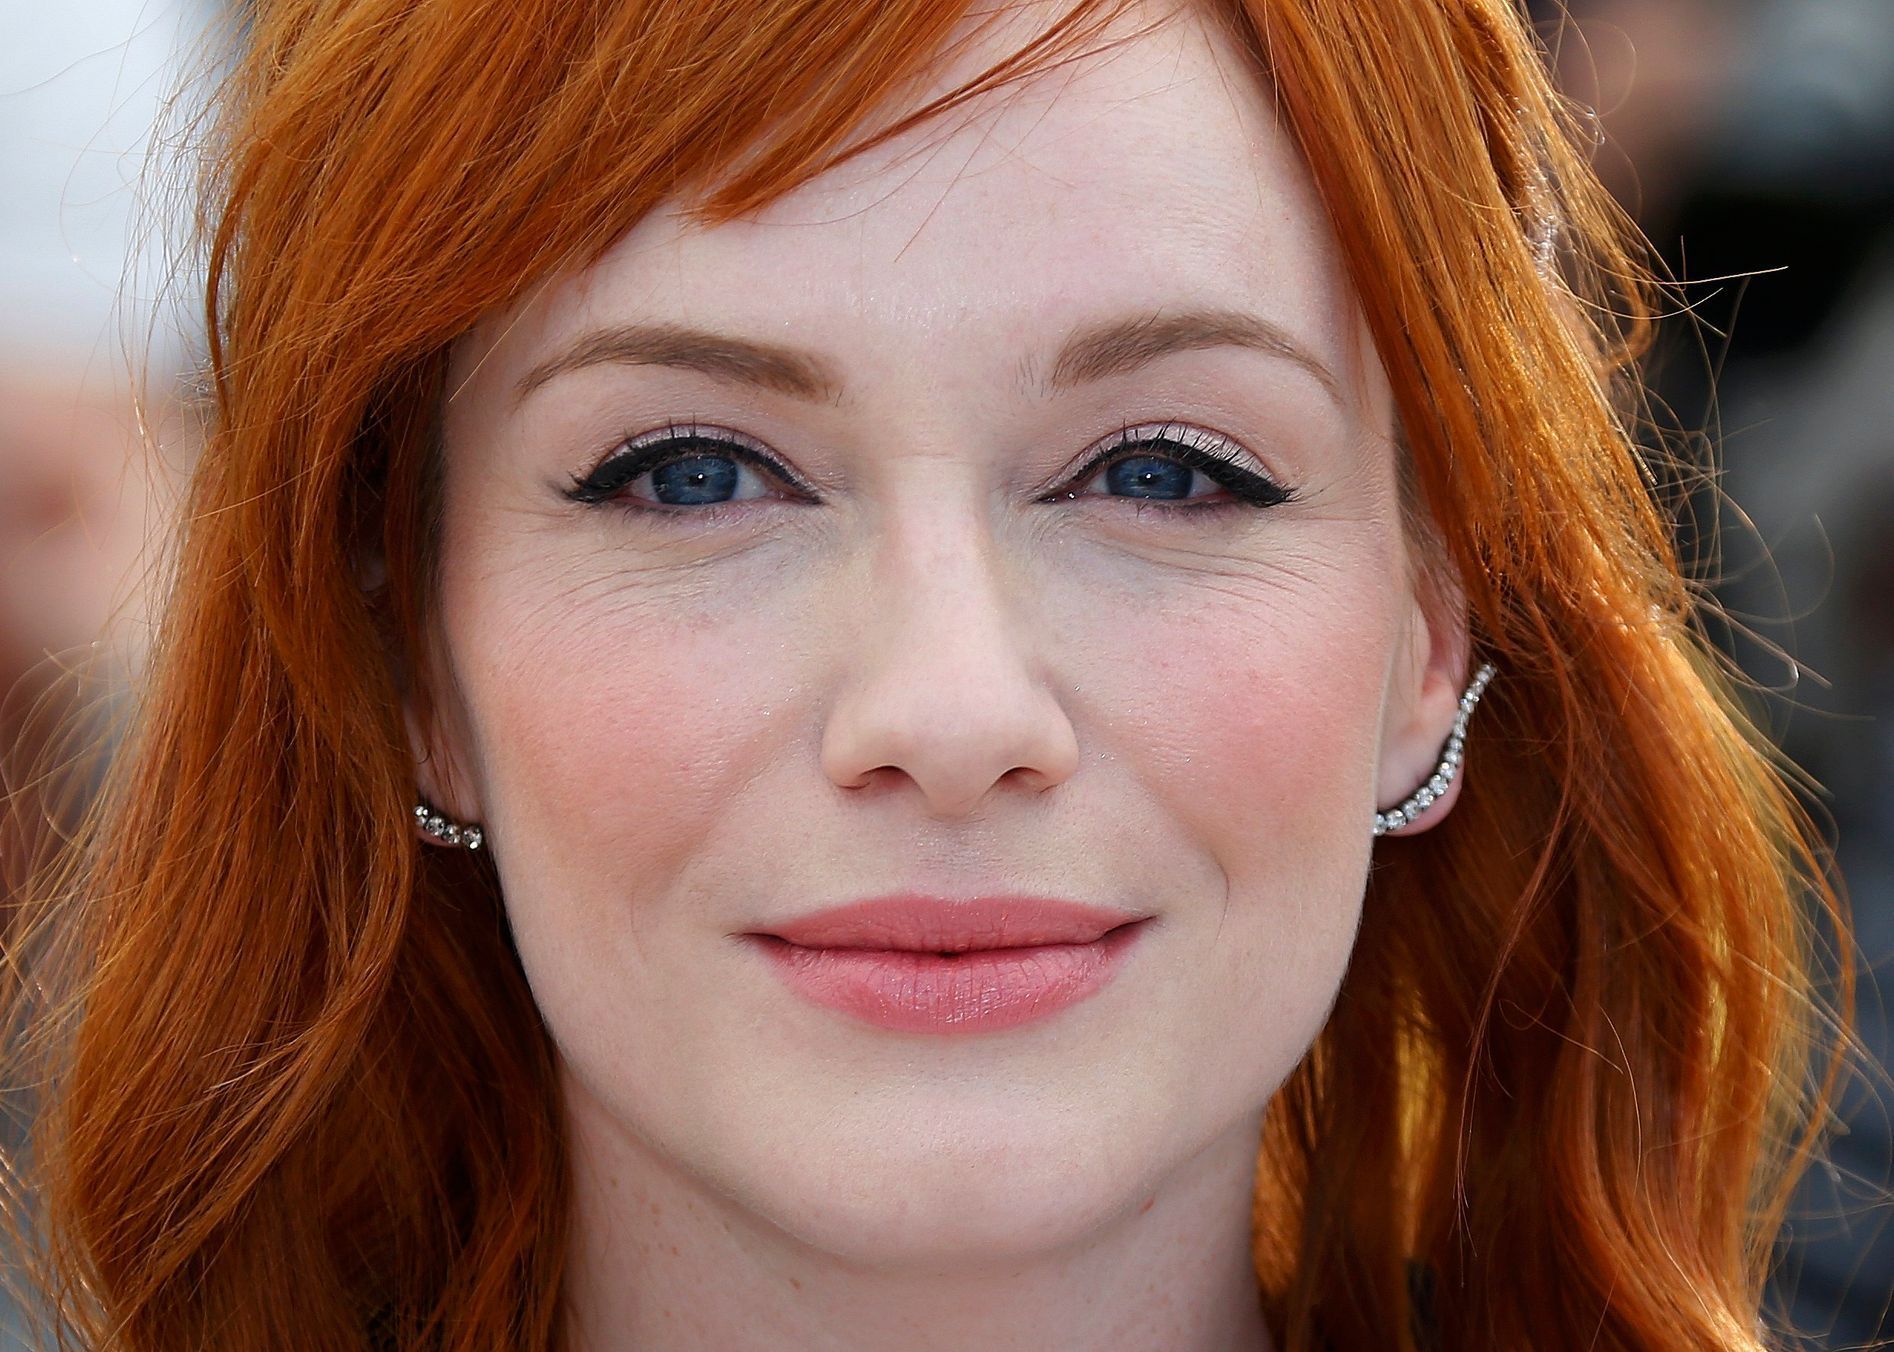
[
  {"xmin": 650, "ymin": 1201, "xmax": 662, "ymax": 1216},
  {"xmin": 790, "ymin": 1278, "xmax": 802, "ymax": 1291}
]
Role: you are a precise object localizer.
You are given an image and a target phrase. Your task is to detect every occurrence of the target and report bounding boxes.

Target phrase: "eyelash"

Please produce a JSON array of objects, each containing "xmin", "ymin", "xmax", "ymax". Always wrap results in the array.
[
  {"xmin": 561, "ymin": 420, "xmax": 1299, "ymax": 520},
  {"xmin": 562, "ymin": 423, "xmax": 806, "ymax": 518},
  {"xmin": 1046, "ymin": 421, "xmax": 1299, "ymax": 514}
]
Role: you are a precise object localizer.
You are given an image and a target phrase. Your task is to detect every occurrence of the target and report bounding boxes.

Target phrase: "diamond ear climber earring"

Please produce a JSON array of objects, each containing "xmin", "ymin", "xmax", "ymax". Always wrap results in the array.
[
  {"xmin": 414, "ymin": 800, "xmax": 484, "ymax": 850},
  {"xmin": 1372, "ymin": 661, "xmax": 1496, "ymax": 837}
]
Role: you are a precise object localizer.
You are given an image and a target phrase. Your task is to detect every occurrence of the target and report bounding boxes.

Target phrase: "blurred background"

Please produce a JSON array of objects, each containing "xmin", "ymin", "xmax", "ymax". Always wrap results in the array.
[
  {"xmin": 0, "ymin": 0, "xmax": 1889, "ymax": 1345},
  {"xmin": 0, "ymin": 0, "xmax": 209, "ymax": 894},
  {"xmin": 1527, "ymin": 0, "xmax": 1894, "ymax": 1341},
  {"xmin": 0, "ymin": 4, "xmax": 213, "ymax": 1344}
]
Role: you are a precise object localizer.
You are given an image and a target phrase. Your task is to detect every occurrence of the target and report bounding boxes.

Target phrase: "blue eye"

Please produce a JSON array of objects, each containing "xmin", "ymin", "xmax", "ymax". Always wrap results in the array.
[
  {"xmin": 564, "ymin": 424, "xmax": 799, "ymax": 510},
  {"xmin": 1057, "ymin": 422, "xmax": 1296, "ymax": 512},
  {"xmin": 1101, "ymin": 455, "xmax": 1197, "ymax": 499},
  {"xmin": 641, "ymin": 453, "xmax": 739, "ymax": 504}
]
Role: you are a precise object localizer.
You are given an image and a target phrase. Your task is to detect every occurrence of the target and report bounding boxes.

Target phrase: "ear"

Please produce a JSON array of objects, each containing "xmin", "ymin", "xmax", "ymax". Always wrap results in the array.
[
  {"xmin": 1374, "ymin": 567, "xmax": 1473, "ymax": 837},
  {"xmin": 352, "ymin": 469, "xmax": 481, "ymax": 833},
  {"xmin": 360, "ymin": 542, "xmax": 484, "ymax": 830},
  {"xmin": 404, "ymin": 690, "xmax": 483, "ymax": 828}
]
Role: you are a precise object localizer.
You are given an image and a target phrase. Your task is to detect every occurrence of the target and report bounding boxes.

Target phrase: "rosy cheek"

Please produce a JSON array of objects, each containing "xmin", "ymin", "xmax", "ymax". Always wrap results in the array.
[
  {"xmin": 458, "ymin": 594, "xmax": 788, "ymax": 920},
  {"xmin": 1090, "ymin": 591, "xmax": 1387, "ymax": 895}
]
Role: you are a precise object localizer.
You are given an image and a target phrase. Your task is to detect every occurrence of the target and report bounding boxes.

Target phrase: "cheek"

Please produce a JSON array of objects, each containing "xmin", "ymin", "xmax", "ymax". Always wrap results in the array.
[
  {"xmin": 1079, "ymin": 559, "xmax": 1390, "ymax": 882},
  {"xmin": 446, "ymin": 573, "xmax": 800, "ymax": 949},
  {"xmin": 1218, "ymin": 630, "xmax": 1382, "ymax": 866},
  {"xmin": 1066, "ymin": 552, "xmax": 1392, "ymax": 1051}
]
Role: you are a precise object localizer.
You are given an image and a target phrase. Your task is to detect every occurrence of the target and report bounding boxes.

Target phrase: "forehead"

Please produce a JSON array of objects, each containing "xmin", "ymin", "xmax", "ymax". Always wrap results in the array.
[{"xmin": 458, "ymin": 5, "xmax": 1364, "ymax": 398}]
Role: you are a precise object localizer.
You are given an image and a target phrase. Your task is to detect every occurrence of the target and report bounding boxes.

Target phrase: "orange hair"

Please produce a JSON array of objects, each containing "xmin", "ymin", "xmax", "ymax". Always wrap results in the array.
[{"xmin": 1, "ymin": 0, "xmax": 1854, "ymax": 1347}]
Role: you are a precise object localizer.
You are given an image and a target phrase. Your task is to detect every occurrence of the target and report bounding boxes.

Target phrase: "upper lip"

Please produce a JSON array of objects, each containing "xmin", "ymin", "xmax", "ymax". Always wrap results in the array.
[{"xmin": 757, "ymin": 895, "xmax": 1148, "ymax": 952}]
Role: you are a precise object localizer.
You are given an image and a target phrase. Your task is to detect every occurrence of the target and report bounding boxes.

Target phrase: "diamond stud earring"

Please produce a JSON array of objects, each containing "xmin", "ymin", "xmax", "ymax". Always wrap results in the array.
[
  {"xmin": 414, "ymin": 800, "xmax": 484, "ymax": 850},
  {"xmin": 1372, "ymin": 661, "xmax": 1496, "ymax": 837}
]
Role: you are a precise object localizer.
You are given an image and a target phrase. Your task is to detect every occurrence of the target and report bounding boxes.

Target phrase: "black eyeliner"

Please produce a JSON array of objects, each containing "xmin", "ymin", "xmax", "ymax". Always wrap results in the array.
[
  {"xmin": 562, "ymin": 425, "xmax": 809, "ymax": 507},
  {"xmin": 1049, "ymin": 424, "xmax": 1299, "ymax": 510}
]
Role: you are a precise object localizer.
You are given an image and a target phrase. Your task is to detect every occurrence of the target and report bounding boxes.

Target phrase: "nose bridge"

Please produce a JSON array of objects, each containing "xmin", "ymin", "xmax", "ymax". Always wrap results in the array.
[
  {"xmin": 877, "ymin": 492, "xmax": 1024, "ymax": 683},
  {"xmin": 819, "ymin": 482, "xmax": 1079, "ymax": 817}
]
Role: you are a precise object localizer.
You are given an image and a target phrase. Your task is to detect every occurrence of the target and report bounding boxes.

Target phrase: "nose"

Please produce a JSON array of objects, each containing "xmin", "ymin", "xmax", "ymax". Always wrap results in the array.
[{"xmin": 818, "ymin": 500, "xmax": 1081, "ymax": 820}]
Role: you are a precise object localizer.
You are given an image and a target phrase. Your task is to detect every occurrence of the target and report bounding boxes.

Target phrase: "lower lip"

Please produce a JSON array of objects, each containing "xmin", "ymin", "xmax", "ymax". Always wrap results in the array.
[{"xmin": 750, "ymin": 921, "xmax": 1149, "ymax": 1034}]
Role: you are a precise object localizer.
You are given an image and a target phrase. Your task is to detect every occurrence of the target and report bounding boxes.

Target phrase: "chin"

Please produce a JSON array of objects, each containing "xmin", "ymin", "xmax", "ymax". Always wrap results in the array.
[{"xmin": 737, "ymin": 1112, "xmax": 1147, "ymax": 1269}]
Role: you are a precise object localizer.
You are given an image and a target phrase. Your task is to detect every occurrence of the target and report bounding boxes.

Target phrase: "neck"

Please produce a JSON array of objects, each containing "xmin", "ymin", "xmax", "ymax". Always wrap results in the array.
[{"xmin": 560, "ymin": 1094, "xmax": 1275, "ymax": 1352}]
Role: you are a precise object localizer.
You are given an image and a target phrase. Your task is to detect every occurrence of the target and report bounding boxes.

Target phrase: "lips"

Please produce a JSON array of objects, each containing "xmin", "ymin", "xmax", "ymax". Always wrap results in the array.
[{"xmin": 748, "ymin": 894, "xmax": 1151, "ymax": 1034}]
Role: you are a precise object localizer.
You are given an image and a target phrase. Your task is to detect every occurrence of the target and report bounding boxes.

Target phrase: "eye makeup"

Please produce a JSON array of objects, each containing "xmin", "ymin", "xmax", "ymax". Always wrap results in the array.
[
  {"xmin": 1045, "ymin": 420, "xmax": 1298, "ymax": 513},
  {"xmin": 562, "ymin": 422, "xmax": 815, "ymax": 510},
  {"xmin": 561, "ymin": 418, "xmax": 1300, "ymax": 519}
]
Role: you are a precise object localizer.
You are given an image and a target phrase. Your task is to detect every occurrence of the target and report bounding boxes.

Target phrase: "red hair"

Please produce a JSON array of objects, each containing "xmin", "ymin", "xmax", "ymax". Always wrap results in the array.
[{"xmin": 2, "ymin": 0, "xmax": 1854, "ymax": 1347}]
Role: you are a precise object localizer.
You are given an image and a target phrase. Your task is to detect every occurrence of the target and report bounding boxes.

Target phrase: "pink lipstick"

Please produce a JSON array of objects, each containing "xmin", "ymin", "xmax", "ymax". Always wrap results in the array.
[{"xmin": 747, "ymin": 895, "xmax": 1150, "ymax": 1034}]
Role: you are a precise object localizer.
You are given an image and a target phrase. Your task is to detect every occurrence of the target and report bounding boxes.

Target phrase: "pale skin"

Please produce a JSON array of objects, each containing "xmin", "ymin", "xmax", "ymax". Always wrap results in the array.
[{"xmin": 412, "ymin": 4, "xmax": 1469, "ymax": 1348}]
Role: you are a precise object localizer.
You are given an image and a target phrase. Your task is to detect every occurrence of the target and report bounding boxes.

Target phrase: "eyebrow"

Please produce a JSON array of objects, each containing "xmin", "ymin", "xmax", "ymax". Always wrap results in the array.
[
  {"xmin": 1043, "ymin": 307, "xmax": 1342, "ymax": 405},
  {"xmin": 513, "ymin": 306, "xmax": 1342, "ymax": 408},
  {"xmin": 515, "ymin": 322, "xmax": 842, "ymax": 404}
]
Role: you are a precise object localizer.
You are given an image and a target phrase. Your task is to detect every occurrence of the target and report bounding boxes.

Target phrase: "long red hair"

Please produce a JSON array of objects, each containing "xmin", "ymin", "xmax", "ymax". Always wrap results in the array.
[{"xmin": 1, "ymin": 0, "xmax": 1854, "ymax": 1347}]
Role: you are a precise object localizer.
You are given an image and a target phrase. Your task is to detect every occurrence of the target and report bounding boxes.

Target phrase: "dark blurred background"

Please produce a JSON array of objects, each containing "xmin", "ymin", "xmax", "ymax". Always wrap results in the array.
[
  {"xmin": 1527, "ymin": 0, "xmax": 1894, "ymax": 1341},
  {"xmin": 2, "ymin": 0, "xmax": 1890, "ymax": 1346}
]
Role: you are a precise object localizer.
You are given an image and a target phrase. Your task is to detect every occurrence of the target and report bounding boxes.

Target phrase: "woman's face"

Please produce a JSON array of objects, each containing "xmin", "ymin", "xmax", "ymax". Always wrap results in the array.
[{"xmin": 422, "ymin": 5, "xmax": 1464, "ymax": 1267}]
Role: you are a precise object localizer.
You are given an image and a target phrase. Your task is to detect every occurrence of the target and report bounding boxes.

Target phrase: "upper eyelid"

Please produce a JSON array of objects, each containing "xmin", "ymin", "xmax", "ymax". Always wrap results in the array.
[
  {"xmin": 594, "ymin": 422, "xmax": 817, "ymax": 494},
  {"xmin": 580, "ymin": 419, "xmax": 1288, "ymax": 506},
  {"xmin": 1070, "ymin": 421, "xmax": 1260, "ymax": 474},
  {"xmin": 1056, "ymin": 422, "xmax": 1293, "ymax": 502},
  {"xmin": 619, "ymin": 421, "xmax": 776, "ymax": 465}
]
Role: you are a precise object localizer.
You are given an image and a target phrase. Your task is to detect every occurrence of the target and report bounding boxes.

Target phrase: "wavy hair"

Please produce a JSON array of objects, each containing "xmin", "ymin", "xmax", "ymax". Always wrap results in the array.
[{"xmin": 1, "ymin": 0, "xmax": 1854, "ymax": 1346}]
